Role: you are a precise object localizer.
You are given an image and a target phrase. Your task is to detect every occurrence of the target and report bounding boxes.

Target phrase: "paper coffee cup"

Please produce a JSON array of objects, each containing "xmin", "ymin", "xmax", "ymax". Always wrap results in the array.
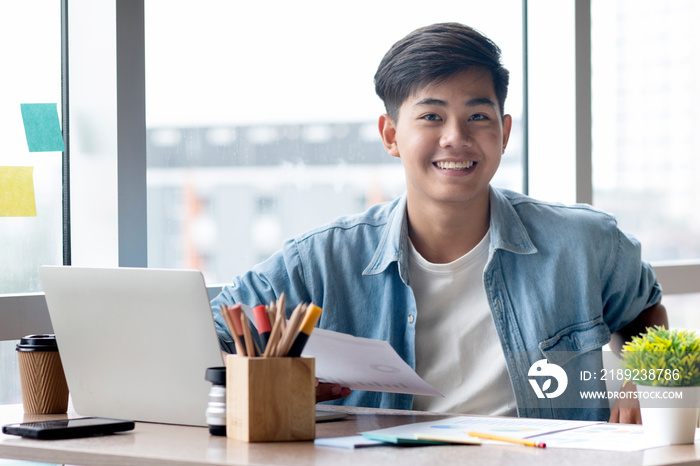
[{"xmin": 16, "ymin": 334, "xmax": 69, "ymax": 414}]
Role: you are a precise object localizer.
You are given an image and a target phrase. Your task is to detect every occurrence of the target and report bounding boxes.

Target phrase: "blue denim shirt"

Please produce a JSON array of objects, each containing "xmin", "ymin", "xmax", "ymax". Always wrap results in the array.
[{"xmin": 211, "ymin": 186, "xmax": 662, "ymax": 421}]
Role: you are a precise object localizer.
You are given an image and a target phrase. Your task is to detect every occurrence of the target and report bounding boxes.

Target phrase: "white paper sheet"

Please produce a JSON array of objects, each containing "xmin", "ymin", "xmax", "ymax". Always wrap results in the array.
[{"xmin": 302, "ymin": 328, "xmax": 443, "ymax": 397}]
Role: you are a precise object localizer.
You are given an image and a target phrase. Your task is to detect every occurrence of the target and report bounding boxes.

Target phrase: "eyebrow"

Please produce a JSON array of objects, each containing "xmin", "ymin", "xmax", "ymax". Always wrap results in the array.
[{"xmin": 414, "ymin": 97, "xmax": 498, "ymax": 109}]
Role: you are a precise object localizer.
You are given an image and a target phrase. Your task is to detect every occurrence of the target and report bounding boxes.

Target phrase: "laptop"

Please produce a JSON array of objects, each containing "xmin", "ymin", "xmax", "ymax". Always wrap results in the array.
[{"xmin": 40, "ymin": 266, "xmax": 224, "ymax": 426}]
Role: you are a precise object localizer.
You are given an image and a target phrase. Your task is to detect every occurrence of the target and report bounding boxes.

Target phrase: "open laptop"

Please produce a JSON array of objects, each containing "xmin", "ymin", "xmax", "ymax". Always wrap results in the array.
[
  {"xmin": 40, "ymin": 266, "xmax": 347, "ymax": 426},
  {"xmin": 40, "ymin": 266, "xmax": 224, "ymax": 426}
]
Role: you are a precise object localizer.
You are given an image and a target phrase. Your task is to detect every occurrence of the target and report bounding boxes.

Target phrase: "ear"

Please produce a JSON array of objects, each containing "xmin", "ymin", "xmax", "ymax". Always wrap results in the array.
[
  {"xmin": 501, "ymin": 114, "xmax": 513, "ymax": 154},
  {"xmin": 378, "ymin": 114, "xmax": 400, "ymax": 159}
]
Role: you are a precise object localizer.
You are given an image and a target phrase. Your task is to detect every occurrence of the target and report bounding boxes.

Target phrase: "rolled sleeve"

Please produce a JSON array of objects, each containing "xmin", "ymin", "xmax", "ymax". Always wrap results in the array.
[{"xmin": 602, "ymin": 228, "xmax": 662, "ymax": 333}]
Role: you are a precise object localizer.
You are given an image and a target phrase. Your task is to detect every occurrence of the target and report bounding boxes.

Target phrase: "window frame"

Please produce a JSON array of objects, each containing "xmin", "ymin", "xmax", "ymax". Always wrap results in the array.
[{"xmin": 1, "ymin": 0, "xmax": 699, "ymax": 342}]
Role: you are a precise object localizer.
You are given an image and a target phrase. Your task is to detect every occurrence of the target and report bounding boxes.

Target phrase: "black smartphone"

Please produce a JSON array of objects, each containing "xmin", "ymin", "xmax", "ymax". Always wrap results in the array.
[{"xmin": 2, "ymin": 417, "xmax": 135, "ymax": 440}]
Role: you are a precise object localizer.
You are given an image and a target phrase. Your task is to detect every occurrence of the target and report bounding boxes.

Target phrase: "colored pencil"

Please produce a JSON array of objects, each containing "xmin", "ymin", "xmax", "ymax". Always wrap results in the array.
[
  {"xmin": 252, "ymin": 305, "xmax": 272, "ymax": 352},
  {"xmin": 220, "ymin": 304, "xmax": 246, "ymax": 356},
  {"xmin": 286, "ymin": 303, "xmax": 322, "ymax": 357},
  {"xmin": 467, "ymin": 431, "xmax": 546, "ymax": 448}
]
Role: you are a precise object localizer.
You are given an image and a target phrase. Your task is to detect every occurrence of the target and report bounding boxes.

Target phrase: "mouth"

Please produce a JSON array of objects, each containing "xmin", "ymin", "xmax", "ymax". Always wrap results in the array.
[{"xmin": 434, "ymin": 161, "xmax": 476, "ymax": 171}]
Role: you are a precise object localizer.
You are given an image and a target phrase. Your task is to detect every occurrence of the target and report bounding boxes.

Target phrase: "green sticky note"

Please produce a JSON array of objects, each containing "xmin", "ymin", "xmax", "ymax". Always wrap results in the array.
[
  {"xmin": 0, "ymin": 166, "xmax": 37, "ymax": 217},
  {"xmin": 20, "ymin": 103, "xmax": 65, "ymax": 152},
  {"xmin": 361, "ymin": 432, "xmax": 447, "ymax": 445}
]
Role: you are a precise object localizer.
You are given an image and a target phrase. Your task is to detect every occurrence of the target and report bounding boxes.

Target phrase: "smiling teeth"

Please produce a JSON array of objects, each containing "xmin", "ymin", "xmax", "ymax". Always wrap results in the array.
[{"xmin": 436, "ymin": 161, "xmax": 474, "ymax": 170}]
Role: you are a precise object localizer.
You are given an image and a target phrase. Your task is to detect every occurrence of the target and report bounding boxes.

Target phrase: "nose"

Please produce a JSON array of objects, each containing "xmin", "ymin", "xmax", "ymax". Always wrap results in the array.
[{"xmin": 439, "ymin": 120, "xmax": 472, "ymax": 149}]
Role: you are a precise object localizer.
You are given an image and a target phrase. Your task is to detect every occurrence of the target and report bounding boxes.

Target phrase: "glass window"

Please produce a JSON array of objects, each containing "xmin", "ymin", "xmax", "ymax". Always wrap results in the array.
[
  {"xmin": 0, "ymin": 1, "xmax": 63, "ymax": 294},
  {"xmin": 661, "ymin": 293, "xmax": 700, "ymax": 332},
  {"xmin": 0, "ymin": 0, "xmax": 63, "ymax": 404},
  {"xmin": 145, "ymin": 0, "xmax": 524, "ymax": 284},
  {"xmin": 526, "ymin": 0, "xmax": 578, "ymax": 204},
  {"xmin": 591, "ymin": 0, "xmax": 700, "ymax": 263}
]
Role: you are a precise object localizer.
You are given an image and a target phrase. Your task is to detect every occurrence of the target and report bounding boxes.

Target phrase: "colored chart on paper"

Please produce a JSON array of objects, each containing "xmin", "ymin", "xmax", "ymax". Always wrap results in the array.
[
  {"xmin": 363, "ymin": 416, "xmax": 668, "ymax": 451},
  {"xmin": 362, "ymin": 415, "xmax": 599, "ymax": 445},
  {"xmin": 531, "ymin": 423, "xmax": 655, "ymax": 451},
  {"xmin": 427, "ymin": 416, "xmax": 591, "ymax": 435}
]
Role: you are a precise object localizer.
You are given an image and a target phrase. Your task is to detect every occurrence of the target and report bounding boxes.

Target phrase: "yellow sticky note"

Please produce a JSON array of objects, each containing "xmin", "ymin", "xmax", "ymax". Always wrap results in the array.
[{"xmin": 0, "ymin": 166, "xmax": 37, "ymax": 217}]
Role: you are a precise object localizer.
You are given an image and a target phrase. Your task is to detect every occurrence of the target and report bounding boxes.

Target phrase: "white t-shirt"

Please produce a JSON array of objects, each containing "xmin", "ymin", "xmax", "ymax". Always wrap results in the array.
[{"xmin": 410, "ymin": 230, "xmax": 517, "ymax": 416}]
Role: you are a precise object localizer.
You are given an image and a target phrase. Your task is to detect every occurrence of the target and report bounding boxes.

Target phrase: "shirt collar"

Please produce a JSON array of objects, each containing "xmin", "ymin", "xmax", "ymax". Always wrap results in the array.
[
  {"xmin": 363, "ymin": 194, "xmax": 410, "ymax": 283},
  {"xmin": 362, "ymin": 187, "xmax": 538, "ymax": 282},
  {"xmin": 488, "ymin": 186, "xmax": 538, "ymax": 255}
]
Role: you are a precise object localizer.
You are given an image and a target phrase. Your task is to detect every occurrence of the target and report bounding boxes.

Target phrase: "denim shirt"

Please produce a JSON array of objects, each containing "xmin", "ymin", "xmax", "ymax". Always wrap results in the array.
[{"xmin": 210, "ymin": 186, "xmax": 662, "ymax": 421}]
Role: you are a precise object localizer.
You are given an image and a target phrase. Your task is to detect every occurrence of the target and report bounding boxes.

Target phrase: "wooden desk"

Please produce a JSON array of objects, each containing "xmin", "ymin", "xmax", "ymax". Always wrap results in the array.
[{"xmin": 1, "ymin": 404, "xmax": 699, "ymax": 466}]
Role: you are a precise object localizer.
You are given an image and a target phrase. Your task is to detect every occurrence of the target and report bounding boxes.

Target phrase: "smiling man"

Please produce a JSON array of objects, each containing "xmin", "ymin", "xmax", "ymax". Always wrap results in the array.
[
  {"xmin": 379, "ymin": 68, "xmax": 509, "ymax": 263},
  {"xmin": 211, "ymin": 22, "xmax": 667, "ymax": 422}
]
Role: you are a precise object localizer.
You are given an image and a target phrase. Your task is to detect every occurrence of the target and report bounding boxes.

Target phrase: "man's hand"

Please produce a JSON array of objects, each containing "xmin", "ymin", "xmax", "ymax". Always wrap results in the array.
[
  {"xmin": 316, "ymin": 378, "xmax": 351, "ymax": 403},
  {"xmin": 608, "ymin": 303, "xmax": 666, "ymax": 424},
  {"xmin": 609, "ymin": 381, "xmax": 642, "ymax": 424}
]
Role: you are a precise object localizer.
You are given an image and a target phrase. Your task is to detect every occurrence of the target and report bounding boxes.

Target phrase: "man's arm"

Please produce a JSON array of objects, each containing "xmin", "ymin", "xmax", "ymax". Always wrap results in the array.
[
  {"xmin": 608, "ymin": 302, "xmax": 669, "ymax": 423},
  {"xmin": 609, "ymin": 303, "xmax": 669, "ymax": 354}
]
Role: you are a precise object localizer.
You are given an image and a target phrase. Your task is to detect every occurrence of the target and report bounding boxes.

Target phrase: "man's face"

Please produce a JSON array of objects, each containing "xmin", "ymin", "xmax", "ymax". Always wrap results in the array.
[{"xmin": 379, "ymin": 68, "xmax": 512, "ymax": 211}]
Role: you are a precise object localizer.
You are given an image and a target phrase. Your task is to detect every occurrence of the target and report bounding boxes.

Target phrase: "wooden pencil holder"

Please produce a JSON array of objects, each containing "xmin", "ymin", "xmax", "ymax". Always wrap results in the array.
[{"xmin": 225, "ymin": 355, "xmax": 315, "ymax": 442}]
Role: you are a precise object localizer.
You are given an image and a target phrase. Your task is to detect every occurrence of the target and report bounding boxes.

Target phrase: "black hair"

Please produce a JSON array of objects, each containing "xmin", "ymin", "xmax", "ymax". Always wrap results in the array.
[{"xmin": 374, "ymin": 22, "xmax": 509, "ymax": 121}]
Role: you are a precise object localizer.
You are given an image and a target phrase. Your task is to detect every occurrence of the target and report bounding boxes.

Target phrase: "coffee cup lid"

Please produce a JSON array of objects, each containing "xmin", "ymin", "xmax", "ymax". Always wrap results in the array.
[
  {"xmin": 205, "ymin": 366, "xmax": 226, "ymax": 385},
  {"xmin": 16, "ymin": 334, "xmax": 59, "ymax": 352}
]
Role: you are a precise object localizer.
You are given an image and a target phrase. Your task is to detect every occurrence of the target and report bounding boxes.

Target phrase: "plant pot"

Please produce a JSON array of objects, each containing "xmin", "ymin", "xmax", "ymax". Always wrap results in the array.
[{"xmin": 637, "ymin": 385, "xmax": 700, "ymax": 445}]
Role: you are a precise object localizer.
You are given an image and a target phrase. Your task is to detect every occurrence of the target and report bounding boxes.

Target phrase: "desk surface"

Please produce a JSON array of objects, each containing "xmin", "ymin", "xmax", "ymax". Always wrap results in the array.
[{"xmin": 1, "ymin": 404, "xmax": 700, "ymax": 466}]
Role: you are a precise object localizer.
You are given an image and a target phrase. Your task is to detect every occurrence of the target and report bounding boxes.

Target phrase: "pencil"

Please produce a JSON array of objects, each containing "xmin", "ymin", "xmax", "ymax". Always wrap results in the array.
[
  {"xmin": 264, "ymin": 297, "xmax": 286, "ymax": 357},
  {"xmin": 467, "ymin": 431, "xmax": 546, "ymax": 448},
  {"xmin": 277, "ymin": 294, "xmax": 287, "ymax": 335},
  {"xmin": 220, "ymin": 304, "xmax": 246, "ymax": 356},
  {"xmin": 275, "ymin": 293, "xmax": 286, "ymax": 334},
  {"xmin": 262, "ymin": 314, "xmax": 283, "ymax": 357},
  {"xmin": 266, "ymin": 304, "xmax": 276, "ymax": 332},
  {"xmin": 252, "ymin": 305, "xmax": 272, "ymax": 352},
  {"xmin": 286, "ymin": 303, "xmax": 322, "ymax": 357},
  {"xmin": 241, "ymin": 312, "xmax": 257, "ymax": 357},
  {"xmin": 276, "ymin": 303, "xmax": 306, "ymax": 357},
  {"xmin": 227, "ymin": 305, "xmax": 246, "ymax": 342},
  {"xmin": 276, "ymin": 293, "xmax": 286, "ymax": 316}
]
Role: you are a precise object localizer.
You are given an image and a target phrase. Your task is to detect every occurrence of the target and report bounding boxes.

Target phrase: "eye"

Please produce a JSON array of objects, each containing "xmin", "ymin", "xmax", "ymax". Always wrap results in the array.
[
  {"xmin": 420, "ymin": 113, "xmax": 442, "ymax": 122},
  {"xmin": 469, "ymin": 113, "xmax": 489, "ymax": 121}
]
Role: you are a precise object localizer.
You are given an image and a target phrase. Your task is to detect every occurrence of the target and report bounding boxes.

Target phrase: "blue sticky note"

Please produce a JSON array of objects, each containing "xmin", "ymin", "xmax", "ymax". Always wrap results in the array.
[{"xmin": 20, "ymin": 103, "xmax": 65, "ymax": 152}]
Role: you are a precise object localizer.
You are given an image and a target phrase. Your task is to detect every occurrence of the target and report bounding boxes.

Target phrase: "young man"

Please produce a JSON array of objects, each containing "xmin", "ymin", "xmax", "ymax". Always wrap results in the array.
[{"xmin": 211, "ymin": 22, "xmax": 667, "ymax": 422}]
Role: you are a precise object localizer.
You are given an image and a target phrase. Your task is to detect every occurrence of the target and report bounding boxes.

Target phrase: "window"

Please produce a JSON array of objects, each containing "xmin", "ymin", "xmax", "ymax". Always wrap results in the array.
[
  {"xmin": 144, "ymin": 0, "xmax": 525, "ymax": 284},
  {"xmin": 527, "ymin": 0, "xmax": 700, "ymax": 328},
  {"xmin": 590, "ymin": 0, "xmax": 700, "ymax": 325},
  {"xmin": 0, "ymin": 2, "xmax": 63, "ymax": 293},
  {"xmin": 592, "ymin": 0, "xmax": 700, "ymax": 263},
  {"xmin": 0, "ymin": 0, "xmax": 63, "ymax": 404}
]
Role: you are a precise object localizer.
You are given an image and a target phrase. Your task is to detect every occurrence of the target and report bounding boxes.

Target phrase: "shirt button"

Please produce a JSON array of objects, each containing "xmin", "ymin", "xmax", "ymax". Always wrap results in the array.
[{"xmin": 408, "ymin": 314, "xmax": 414, "ymax": 324}]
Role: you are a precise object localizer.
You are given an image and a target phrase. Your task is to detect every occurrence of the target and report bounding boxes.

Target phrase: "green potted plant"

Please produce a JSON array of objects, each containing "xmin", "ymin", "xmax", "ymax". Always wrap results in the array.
[{"xmin": 620, "ymin": 326, "xmax": 700, "ymax": 444}]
